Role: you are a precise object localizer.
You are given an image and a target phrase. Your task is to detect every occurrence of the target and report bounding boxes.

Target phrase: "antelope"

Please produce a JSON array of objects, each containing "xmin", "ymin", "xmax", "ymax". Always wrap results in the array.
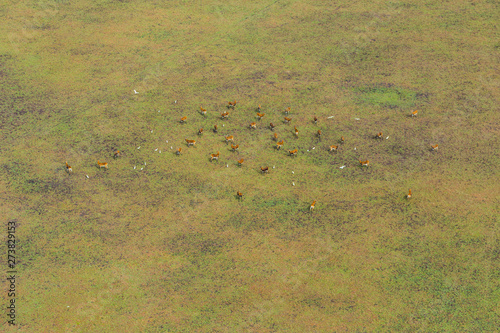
[
  {"xmin": 213, "ymin": 124, "xmax": 218, "ymax": 133},
  {"xmin": 180, "ymin": 116, "xmax": 187, "ymax": 123},
  {"xmin": 407, "ymin": 189, "xmax": 412, "ymax": 199},
  {"xmin": 221, "ymin": 112, "xmax": 229, "ymax": 119},
  {"xmin": 225, "ymin": 135, "xmax": 234, "ymax": 143},
  {"xmin": 285, "ymin": 107, "xmax": 291, "ymax": 114},
  {"xmin": 200, "ymin": 106, "xmax": 207, "ymax": 115},
  {"xmin": 431, "ymin": 144, "xmax": 439, "ymax": 151},
  {"xmin": 375, "ymin": 132, "xmax": 383, "ymax": 139},
  {"xmin": 198, "ymin": 128, "xmax": 204, "ymax": 135},
  {"xmin": 289, "ymin": 149, "xmax": 298, "ymax": 157},
  {"xmin": 65, "ymin": 162, "xmax": 72, "ymax": 173},
  {"xmin": 249, "ymin": 122, "xmax": 257, "ymax": 129},
  {"xmin": 270, "ymin": 123, "xmax": 275, "ymax": 130},
  {"xmin": 228, "ymin": 100, "xmax": 237, "ymax": 108},
  {"xmin": 359, "ymin": 160, "xmax": 370, "ymax": 167},
  {"xmin": 185, "ymin": 139, "xmax": 196, "ymax": 146},
  {"xmin": 210, "ymin": 151, "xmax": 219, "ymax": 161},
  {"xmin": 231, "ymin": 144, "xmax": 239, "ymax": 151},
  {"xmin": 97, "ymin": 161, "xmax": 108, "ymax": 169},
  {"xmin": 237, "ymin": 191, "xmax": 243, "ymax": 199},
  {"xmin": 317, "ymin": 129, "xmax": 322, "ymax": 138},
  {"xmin": 113, "ymin": 150, "xmax": 121, "ymax": 158},
  {"xmin": 284, "ymin": 117, "xmax": 292, "ymax": 124},
  {"xmin": 257, "ymin": 105, "xmax": 261, "ymax": 112},
  {"xmin": 411, "ymin": 110, "xmax": 418, "ymax": 117},
  {"xmin": 273, "ymin": 133, "xmax": 278, "ymax": 141},
  {"xmin": 261, "ymin": 166, "xmax": 269, "ymax": 173},
  {"xmin": 176, "ymin": 147, "xmax": 182, "ymax": 155},
  {"xmin": 276, "ymin": 140, "xmax": 284, "ymax": 149},
  {"xmin": 237, "ymin": 159, "xmax": 244, "ymax": 166},
  {"xmin": 310, "ymin": 200, "xmax": 316, "ymax": 211},
  {"xmin": 294, "ymin": 126, "xmax": 299, "ymax": 137},
  {"xmin": 313, "ymin": 116, "xmax": 318, "ymax": 124},
  {"xmin": 329, "ymin": 145, "xmax": 338, "ymax": 152},
  {"xmin": 340, "ymin": 136, "xmax": 345, "ymax": 144},
  {"xmin": 257, "ymin": 113, "xmax": 265, "ymax": 120}
]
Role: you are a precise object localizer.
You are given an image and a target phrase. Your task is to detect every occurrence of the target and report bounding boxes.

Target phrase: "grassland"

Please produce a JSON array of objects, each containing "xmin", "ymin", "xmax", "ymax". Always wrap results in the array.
[{"xmin": 1, "ymin": 0, "xmax": 499, "ymax": 331}]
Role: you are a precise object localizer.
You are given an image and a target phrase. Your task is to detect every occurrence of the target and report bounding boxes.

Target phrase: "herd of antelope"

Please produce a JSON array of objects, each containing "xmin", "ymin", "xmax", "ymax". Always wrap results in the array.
[{"xmin": 66, "ymin": 103, "xmax": 433, "ymax": 210}]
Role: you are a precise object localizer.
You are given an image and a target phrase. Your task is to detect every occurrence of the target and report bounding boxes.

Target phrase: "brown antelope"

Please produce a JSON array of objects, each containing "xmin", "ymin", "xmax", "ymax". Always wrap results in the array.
[
  {"xmin": 185, "ymin": 139, "xmax": 196, "ymax": 146},
  {"xmin": 294, "ymin": 126, "xmax": 299, "ymax": 137},
  {"xmin": 411, "ymin": 110, "xmax": 418, "ymax": 117},
  {"xmin": 180, "ymin": 116, "xmax": 187, "ymax": 123},
  {"xmin": 225, "ymin": 135, "xmax": 234, "ymax": 143},
  {"xmin": 375, "ymin": 132, "xmax": 383, "ymax": 139},
  {"xmin": 261, "ymin": 166, "xmax": 269, "ymax": 173},
  {"xmin": 407, "ymin": 189, "xmax": 412, "ymax": 199},
  {"xmin": 317, "ymin": 129, "xmax": 322, "ymax": 138},
  {"xmin": 113, "ymin": 150, "xmax": 121, "ymax": 158},
  {"xmin": 270, "ymin": 123, "xmax": 275, "ymax": 130},
  {"xmin": 198, "ymin": 128, "xmax": 204, "ymax": 135},
  {"xmin": 273, "ymin": 133, "xmax": 278, "ymax": 141},
  {"xmin": 65, "ymin": 162, "xmax": 72, "ymax": 173},
  {"xmin": 237, "ymin": 159, "xmax": 244, "ymax": 166},
  {"xmin": 200, "ymin": 107, "xmax": 207, "ymax": 115},
  {"xmin": 284, "ymin": 117, "xmax": 292, "ymax": 124},
  {"xmin": 276, "ymin": 140, "xmax": 284, "ymax": 149},
  {"xmin": 313, "ymin": 116, "xmax": 318, "ymax": 124},
  {"xmin": 340, "ymin": 136, "xmax": 345, "ymax": 144},
  {"xmin": 176, "ymin": 147, "xmax": 182, "ymax": 155},
  {"xmin": 359, "ymin": 160, "xmax": 370, "ymax": 167},
  {"xmin": 97, "ymin": 161, "xmax": 108, "ymax": 169},
  {"xmin": 289, "ymin": 149, "xmax": 298, "ymax": 157},
  {"xmin": 228, "ymin": 100, "xmax": 237, "ymax": 108},
  {"xmin": 285, "ymin": 107, "xmax": 291, "ymax": 114},
  {"xmin": 213, "ymin": 124, "xmax": 218, "ymax": 133},
  {"xmin": 210, "ymin": 151, "xmax": 219, "ymax": 161},
  {"xmin": 310, "ymin": 200, "xmax": 316, "ymax": 211},
  {"xmin": 237, "ymin": 191, "xmax": 243, "ymax": 199},
  {"xmin": 221, "ymin": 112, "xmax": 229, "ymax": 119},
  {"xmin": 257, "ymin": 105, "xmax": 261, "ymax": 112},
  {"xmin": 257, "ymin": 113, "xmax": 265, "ymax": 120},
  {"xmin": 431, "ymin": 144, "xmax": 439, "ymax": 151},
  {"xmin": 329, "ymin": 145, "xmax": 338, "ymax": 152},
  {"xmin": 249, "ymin": 122, "xmax": 257, "ymax": 129},
  {"xmin": 231, "ymin": 144, "xmax": 239, "ymax": 151}
]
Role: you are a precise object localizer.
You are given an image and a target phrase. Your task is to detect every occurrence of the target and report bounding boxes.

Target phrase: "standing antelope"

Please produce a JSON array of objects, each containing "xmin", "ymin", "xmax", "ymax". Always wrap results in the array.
[
  {"xmin": 294, "ymin": 126, "xmax": 299, "ymax": 137},
  {"xmin": 340, "ymin": 136, "xmax": 345, "ymax": 144},
  {"xmin": 257, "ymin": 105, "xmax": 261, "ymax": 112},
  {"xmin": 221, "ymin": 112, "xmax": 229, "ymax": 119},
  {"xmin": 231, "ymin": 144, "xmax": 239, "ymax": 151},
  {"xmin": 176, "ymin": 147, "xmax": 182, "ymax": 155},
  {"xmin": 270, "ymin": 123, "xmax": 275, "ymax": 130},
  {"xmin": 411, "ymin": 110, "xmax": 418, "ymax": 117},
  {"xmin": 276, "ymin": 140, "xmax": 284, "ymax": 149},
  {"xmin": 97, "ymin": 161, "xmax": 108, "ymax": 169},
  {"xmin": 180, "ymin": 116, "xmax": 187, "ymax": 123},
  {"xmin": 198, "ymin": 128, "xmax": 204, "ymax": 135},
  {"xmin": 359, "ymin": 160, "xmax": 370, "ymax": 167},
  {"xmin": 213, "ymin": 124, "xmax": 218, "ymax": 133},
  {"xmin": 237, "ymin": 191, "xmax": 243, "ymax": 199},
  {"xmin": 329, "ymin": 145, "xmax": 338, "ymax": 152},
  {"xmin": 310, "ymin": 200, "xmax": 316, "ymax": 211},
  {"xmin": 257, "ymin": 113, "xmax": 265, "ymax": 120},
  {"xmin": 210, "ymin": 151, "xmax": 219, "ymax": 161},
  {"xmin": 375, "ymin": 132, "xmax": 383, "ymax": 139},
  {"xmin": 285, "ymin": 107, "xmax": 291, "ymax": 114},
  {"xmin": 185, "ymin": 139, "xmax": 196, "ymax": 146},
  {"xmin": 225, "ymin": 135, "xmax": 234, "ymax": 143},
  {"xmin": 289, "ymin": 149, "xmax": 298, "ymax": 157},
  {"xmin": 65, "ymin": 162, "xmax": 72, "ymax": 173},
  {"xmin": 237, "ymin": 159, "xmax": 244, "ymax": 166},
  {"xmin": 317, "ymin": 129, "xmax": 322, "ymax": 138},
  {"xmin": 200, "ymin": 107, "xmax": 207, "ymax": 116},
  {"xmin": 407, "ymin": 189, "xmax": 412, "ymax": 199},
  {"xmin": 228, "ymin": 100, "xmax": 237, "ymax": 108},
  {"xmin": 113, "ymin": 150, "xmax": 121, "ymax": 158},
  {"xmin": 261, "ymin": 166, "xmax": 269, "ymax": 173},
  {"xmin": 313, "ymin": 116, "xmax": 318, "ymax": 124},
  {"xmin": 431, "ymin": 144, "xmax": 439, "ymax": 151},
  {"xmin": 249, "ymin": 122, "xmax": 257, "ymax": 129},
  {"xmin": 273, "ymin": 133, "xmax": 278, "ymax": 141},
  {"xmin": 284, "ymin": 117, "xmax": 292, "ymax": 124}
]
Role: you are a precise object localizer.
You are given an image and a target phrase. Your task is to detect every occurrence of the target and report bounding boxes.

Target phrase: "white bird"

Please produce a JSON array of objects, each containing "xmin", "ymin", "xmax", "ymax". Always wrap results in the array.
[
  {"xmin": 312, "ymin": 147, "xmax": 315, "ymax": 150},
  {"xmin": 340, "ymin": 166, "xmax": 346, "ymax": 169},
  {"xmin": 86, "ymin": 175, "xmax": 89, "ymax": 178},
  {"xmin": 151, "ymin": 130, "xmax": 153, "ymax": 133},
  {"xmin": 355, "ymin": 118, "xmax": 360, "ymax": 120},
  {"xmin": 327, "ymin": 116, "xmax": 334, "ymax": 119},
  {"xmin": 166, "ymin": 140, "xmax": 168, "ymax": 143},
  {"xmin": 386, "ymin": 136, "xmax": 389, "ymax": 140},
  {"xmin": 170, "ymin": 146, "xmax": 173, "ymax": 149},
  {"xmin": 144, "ymin": 162, "xmax": 147, "ymax": 166},
  {"xmin": 159, "ymin": 150, "xmax": 161, "ymax": 153},
  {"xmin": 137, "ymin": 146, "xmax": 141, "ymax": 149},
  {"xmin": 174, "ymin": 100, "xmax": 177, "ymax": 104},
  {"xmin": 158, "ymin": 110, "xmax": 160, "ymax": 113},
  {"xmin": 226, "ymin": 164, "xmax": 229, "ymax": 168},
  {"xmin": 155, "ymin": 148, "xmax": 158, "ymax": 151},
  {"xmin": 134, "ymin": 166, "xmax": 136, "ymax": 169},
  {"xmin": 134, "ymin": 90, "xmax": 139, "ymax": 94},
  {"xmin": 354, "ymin": 147, "xmax": 357, "ymax": 150},
  {"xmin": 292, "ymin": 182, "xmax": 295, "ymax": 186},
  {"xmin": 307, "ymin": 150, "xmax": 310, "ymax": 152},
  {"xmin": 222, "ymin": 124, "xmax": 225, "ymax": 127},
  {"xmin": 140, "ymin": 167, "xmax": 143, "ymax": 170},
  {"xmin": 273, "ymin": 166, "xmax": 275, "ymax": 169},
  {"xmin": 292, "ymin": 171, "xmax": 294, "ymax": 174}
]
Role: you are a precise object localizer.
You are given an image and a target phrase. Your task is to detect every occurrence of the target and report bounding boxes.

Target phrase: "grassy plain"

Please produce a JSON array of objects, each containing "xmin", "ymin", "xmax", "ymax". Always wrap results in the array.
[{"xmin": 1, "ymin": 0, "xmax": 499, "ymax": 331}]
